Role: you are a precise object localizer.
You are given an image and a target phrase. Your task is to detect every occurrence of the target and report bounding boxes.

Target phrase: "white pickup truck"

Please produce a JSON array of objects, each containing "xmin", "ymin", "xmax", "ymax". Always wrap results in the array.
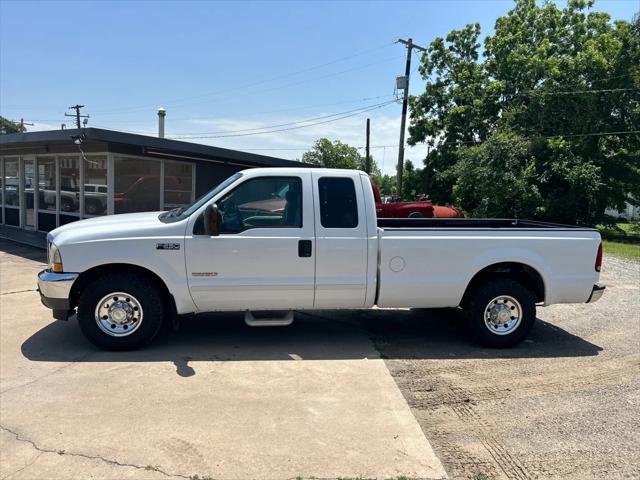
[{"xmin": 38, "ymin": 167, "xmax": 605, "ymax": 350}]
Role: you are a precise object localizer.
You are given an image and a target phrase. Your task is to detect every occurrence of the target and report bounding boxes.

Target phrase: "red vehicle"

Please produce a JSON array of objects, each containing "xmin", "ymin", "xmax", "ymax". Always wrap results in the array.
[{"xmin": 370, "ymin": 179, "xmax": 462, "ymax": 218}]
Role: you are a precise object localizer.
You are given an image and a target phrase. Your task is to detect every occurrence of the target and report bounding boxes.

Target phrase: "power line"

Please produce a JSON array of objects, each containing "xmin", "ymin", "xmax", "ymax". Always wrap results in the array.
[
  {"xmin": 170, "ymin": 100, "xmax": 398, "ymax": 137},
  {"xmin": 166, "ymin": 101, "xmax": 397, "ymax": 139},
  {"xmin": 94, "ymin": 42, "xmax": 397, "ymax": 115}
]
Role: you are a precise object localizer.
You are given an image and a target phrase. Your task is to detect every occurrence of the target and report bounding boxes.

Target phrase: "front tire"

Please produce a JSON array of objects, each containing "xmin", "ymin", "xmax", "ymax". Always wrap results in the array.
[
  {"xmin": 466, "ymin": 278, "xmax": 536, "ymax": 348},
  {"xmin": 77, "ymin": 273, "xmax": 165, "ymax": 350}
]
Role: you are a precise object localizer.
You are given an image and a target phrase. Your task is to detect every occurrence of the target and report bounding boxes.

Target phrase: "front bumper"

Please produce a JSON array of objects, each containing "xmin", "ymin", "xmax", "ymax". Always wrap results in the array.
[
  {"xmin": 37, "ymin": 269, "xmax": 79, "ymax": 320},
  {"xmin": 586, "ymin": 283, "xmax": 606, "ymax": 303}
]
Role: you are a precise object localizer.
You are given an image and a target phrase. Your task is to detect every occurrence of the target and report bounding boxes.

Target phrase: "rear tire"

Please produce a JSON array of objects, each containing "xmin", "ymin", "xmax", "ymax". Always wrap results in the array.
[
  {"xmin": 466, "ymin": 277, "xmax": 536, "ymax": 348},
  {"xmin": 77, "ymin": 272, "xmax": 165, "ymax": 350},
  {"xmin": 408, "ymin": 212, "xmax": 424, "ymax": 218}
]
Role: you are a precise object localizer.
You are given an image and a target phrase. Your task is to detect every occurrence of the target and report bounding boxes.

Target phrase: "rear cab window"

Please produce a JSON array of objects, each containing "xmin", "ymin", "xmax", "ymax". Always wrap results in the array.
[{"xmin": 318, "ymin": 177, "xmax": 358, "ymax": 228}]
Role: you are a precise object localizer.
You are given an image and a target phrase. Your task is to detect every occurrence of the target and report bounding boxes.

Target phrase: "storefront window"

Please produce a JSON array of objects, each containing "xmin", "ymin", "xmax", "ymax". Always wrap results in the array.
[
  {"xmin": 37, "ymin": 156, "xmax": 56, "ymax": 212},
  {"xmin": 3, "ymin": 158, "xmax": 19, "ymax": 207},
  {"xmin": 84, "ymin": 155, "xmax": 108, "ymax": 216},
  {"xmin": 114, "ymin": 156, "xmax": 160, "ymax": 214},
  {"xmin": 59, "ymin": 155, "xmax": 80, "ymax": 214},
  {"xmin": 164, "ymin": 161, "xmax": 193, "ymax": 209},
  {"xmin": 3, "ymin": 157, "xmax": 19, "ymax": 226}
]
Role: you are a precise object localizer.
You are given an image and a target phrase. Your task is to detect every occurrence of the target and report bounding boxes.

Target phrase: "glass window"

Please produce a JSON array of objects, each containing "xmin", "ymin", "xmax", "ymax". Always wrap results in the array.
[
  {"xmin": 59, "ymin": 155, "xmax": 80, "ymax": 214},
  {"xmin": 37, "ymin": 156, "xmax": 56, "ymax": 212},
  {"xmin": 164, "ymin": 160, "xmax": 193, "ymax": 210},
  {"xmin": 114, "ymin": 156, "xmax": 161, "ymax": 214},
  {"xmin": 84, "ymin": 154, "xmax": 107, "ymax": 216},
  {"xmin": 3, "ymin": 157, "xmax": 19, "ymax": 207},
  {"xmin": 217, "ymin": 177, "xmax": 302, "ymax": 233},
  {"xmin": 318, "ymin": 177, "xmax": 359, "ymax": 228}
]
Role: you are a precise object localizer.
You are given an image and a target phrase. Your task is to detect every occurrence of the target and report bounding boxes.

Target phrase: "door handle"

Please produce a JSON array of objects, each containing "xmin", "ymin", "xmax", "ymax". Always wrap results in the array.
[{"xmin": 298, "ymin": 240, "xmax": 312, "ymax": 258}]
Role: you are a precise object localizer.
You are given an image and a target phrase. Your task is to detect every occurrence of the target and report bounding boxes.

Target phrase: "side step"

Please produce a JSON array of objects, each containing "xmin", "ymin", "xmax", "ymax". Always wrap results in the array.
[{"xmin": 244, "ymin": 310, "xmax": 294, "ymax": 327}]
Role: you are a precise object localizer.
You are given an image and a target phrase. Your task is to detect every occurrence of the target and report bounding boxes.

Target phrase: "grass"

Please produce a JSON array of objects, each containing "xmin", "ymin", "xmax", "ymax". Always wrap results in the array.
[
  {"xmin": 597, "ymin": 223, "xmax": 640, "ymax": 260},
  {"xmin": 603, "ymin": 240, "xmax": 640, "ymax": 260}
]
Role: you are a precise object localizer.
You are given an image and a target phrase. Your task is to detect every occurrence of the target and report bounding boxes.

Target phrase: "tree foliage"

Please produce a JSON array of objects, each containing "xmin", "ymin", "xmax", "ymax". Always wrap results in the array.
[
  {"xmin": 301, "ymin": 138, "xmax": 380, "ymax": 175},
  {"xmin": 0, "ymin": 116, "xmax": 25, "ymax": 134},
  {"xmin": 408, "ymin": 0, "xmax": 640, "ymax": 224}
]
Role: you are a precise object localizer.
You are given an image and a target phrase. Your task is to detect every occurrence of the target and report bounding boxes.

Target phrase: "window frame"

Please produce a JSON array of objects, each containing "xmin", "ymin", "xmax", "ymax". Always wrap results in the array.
[
  {"xmin": 198, "ymin": 175, "xmax": 304, "ymax": 235},
  {"xmin": 317, "ymin": 176, "xmax": 359, "ymax": 229}
]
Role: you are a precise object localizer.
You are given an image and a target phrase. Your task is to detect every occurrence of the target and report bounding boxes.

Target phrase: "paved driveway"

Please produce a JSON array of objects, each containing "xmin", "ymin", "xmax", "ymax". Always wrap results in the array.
[{"xmin": 0, "ymin": 240, "xmax": 446, "ymax": 480}]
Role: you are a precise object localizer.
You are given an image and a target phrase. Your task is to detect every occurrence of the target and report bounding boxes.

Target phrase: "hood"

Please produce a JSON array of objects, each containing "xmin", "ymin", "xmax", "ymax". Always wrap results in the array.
[{"xmin": 49, "ymin": 211, "xmax": 177, "ymax": 246}]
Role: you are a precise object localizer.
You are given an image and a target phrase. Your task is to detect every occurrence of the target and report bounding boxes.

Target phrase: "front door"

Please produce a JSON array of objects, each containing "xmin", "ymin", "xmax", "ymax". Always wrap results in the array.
[{"xmin": 185, "ymin": 172, "xmax": 315, "ymax": 311}]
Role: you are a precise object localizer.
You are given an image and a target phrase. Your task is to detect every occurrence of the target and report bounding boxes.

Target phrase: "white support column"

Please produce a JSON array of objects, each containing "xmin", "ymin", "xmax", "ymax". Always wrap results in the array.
[
  {"xmin": 107, "ymin": 152, "xmax": 114, "ymax": 215},
  {"xmin": 33, "ymin": 156, "xmax": 39, "ymax": 231},
  {"xmin": 159, "ymin": 159, "xmax": 165, "ymax": 210},
  {"xmin": 79, "ymin": 154, "xmax": 85, "ymax": 219},
  {"xmin": 55, "ymin": 155, "xmax": 60, "ymax": 228}
]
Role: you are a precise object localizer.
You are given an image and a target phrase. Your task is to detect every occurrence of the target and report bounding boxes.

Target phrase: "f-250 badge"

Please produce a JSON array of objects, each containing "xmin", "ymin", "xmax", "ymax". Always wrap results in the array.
[{"xmin": 156, "ymin": 243, "xmax": 180, "ymax": 250}]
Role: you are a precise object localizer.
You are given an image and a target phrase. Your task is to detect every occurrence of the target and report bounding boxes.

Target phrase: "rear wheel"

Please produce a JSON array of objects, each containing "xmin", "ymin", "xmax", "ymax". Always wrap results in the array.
[
  {"xmin": 466, "ymin": 278, "xmax": 536, "ymax": 347},
  {"xmin": 77, "ymin": 272, "xmax": 165, "ymax": 350},
  {"xmin": 408, "ymin": 212, "xmax": 424, "ymax": 218}
]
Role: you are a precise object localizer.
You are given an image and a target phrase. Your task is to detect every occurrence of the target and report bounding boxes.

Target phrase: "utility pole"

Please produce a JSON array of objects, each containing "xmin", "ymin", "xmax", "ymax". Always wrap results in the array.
[
  {"xmin": 395, "ymin": 38, "xmax": 426, "ymax": 199},
  {"xmin": 65, "ymin": 104, "xmax": 89, "ymax": 129},
  {"xmin": 365, "ymin": 118, "xmax": 371, "ymax": 174},
  {"xmin": 19, "ymin": 118, "xmax": 34, "ymax": 131}
]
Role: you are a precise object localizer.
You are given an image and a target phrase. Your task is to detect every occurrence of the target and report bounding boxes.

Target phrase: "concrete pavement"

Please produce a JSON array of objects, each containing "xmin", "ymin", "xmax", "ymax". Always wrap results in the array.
[{"xmin": 0, "ymin": 239, "xmax": 447, "ymax": 480}]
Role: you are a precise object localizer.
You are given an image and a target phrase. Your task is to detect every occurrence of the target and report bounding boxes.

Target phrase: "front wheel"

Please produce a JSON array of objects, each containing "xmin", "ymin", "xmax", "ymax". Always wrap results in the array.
[
  {"xmin": 77, "ymin": 272, "xmax": 165, "ymax": 350},
  {"xmin": 466, "ymin": 278, "xmax": 536, "ymax": 348}
]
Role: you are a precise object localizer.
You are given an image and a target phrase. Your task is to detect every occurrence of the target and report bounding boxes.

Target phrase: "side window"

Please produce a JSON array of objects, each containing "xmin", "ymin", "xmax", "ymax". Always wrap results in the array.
[
  {"xmin": 217, "ymin": 176, "xmax": 302, "ymax": 233},
  {"xmin": 318, "ymin": 177, "xmax": 358, "ymax": 228}
]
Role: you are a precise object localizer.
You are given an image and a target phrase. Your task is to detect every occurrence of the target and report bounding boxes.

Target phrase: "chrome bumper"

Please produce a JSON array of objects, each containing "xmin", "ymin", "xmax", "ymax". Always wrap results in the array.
[
  {"xmin": 37, "ymin": 270, "xmax": 78, "ymax": 319},
  {"xmin": 586, "ymin": 283, "xmax": 606, "ymax": 303}
]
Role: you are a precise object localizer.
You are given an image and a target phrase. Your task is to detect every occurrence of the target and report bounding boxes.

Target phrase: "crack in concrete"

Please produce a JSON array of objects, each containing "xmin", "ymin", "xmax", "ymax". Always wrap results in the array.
[
  {"xmin": 0, "ymin": 289, "xmax": 38, "ymax": 296},
  {"xmin": 0, "ymin": 353, "xmax": 92, "ymax": 396},
  {"xmin": 0, "ymin": 424, "xmax": 191, "ymax": 480},
  {"xmin": 1, "ymin": 451, "xmax": 42, "ymax": 480}
]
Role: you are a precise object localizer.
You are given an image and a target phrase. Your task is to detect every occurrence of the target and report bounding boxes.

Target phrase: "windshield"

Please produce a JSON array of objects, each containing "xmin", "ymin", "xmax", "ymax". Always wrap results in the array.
[{"xmin": 160, "ymin": 172, "xmax": 243, "ymax": 222}]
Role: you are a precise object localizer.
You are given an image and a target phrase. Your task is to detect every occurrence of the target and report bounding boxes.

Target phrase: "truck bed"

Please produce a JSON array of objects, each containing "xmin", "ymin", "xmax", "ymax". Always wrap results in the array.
[{"xmin": 377, "ymin": 218, "xmax": 595, "ymax": 230}]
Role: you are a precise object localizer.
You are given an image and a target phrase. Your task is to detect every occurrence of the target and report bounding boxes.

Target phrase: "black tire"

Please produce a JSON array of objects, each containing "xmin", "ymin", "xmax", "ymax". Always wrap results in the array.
[
  {"xmin": 466, "ymin": 277, "xmax": 536, "ymax": 348},
  {"xmin": 408, "ymin": 212, "xmax": 424, "ymax": 218},
  {"xmin": 85, "ymin": 199, "xmax": 102, "ymax": 215},
  {"xmin": 77, "ymin": 272, "xmax": 165, "ymax": 350}
]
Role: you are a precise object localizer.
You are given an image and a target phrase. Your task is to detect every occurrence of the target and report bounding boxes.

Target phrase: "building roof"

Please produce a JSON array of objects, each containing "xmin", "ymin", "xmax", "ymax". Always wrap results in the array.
[{"xmin": 0, "ymin": 127, "xmax": 307, "ymax": 168}]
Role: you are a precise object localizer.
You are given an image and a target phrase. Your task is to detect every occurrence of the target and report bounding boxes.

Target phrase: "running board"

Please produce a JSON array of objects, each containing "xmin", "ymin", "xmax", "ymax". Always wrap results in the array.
[{"xmin": 244, "ymin": 310, "xmax": 294, "ymax": 327}]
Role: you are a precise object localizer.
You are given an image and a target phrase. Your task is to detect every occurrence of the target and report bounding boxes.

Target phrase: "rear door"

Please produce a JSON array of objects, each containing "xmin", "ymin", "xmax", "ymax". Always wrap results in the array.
[{"xmin": 312, "ymin": 171, "xmax": 368, "ymax": 308}]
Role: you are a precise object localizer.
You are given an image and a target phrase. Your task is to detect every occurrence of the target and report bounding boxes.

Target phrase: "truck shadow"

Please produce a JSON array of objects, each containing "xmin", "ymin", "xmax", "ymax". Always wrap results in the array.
[{"xmin": 21, "ymin": 308, "xmax": 602, "ymax": 374}]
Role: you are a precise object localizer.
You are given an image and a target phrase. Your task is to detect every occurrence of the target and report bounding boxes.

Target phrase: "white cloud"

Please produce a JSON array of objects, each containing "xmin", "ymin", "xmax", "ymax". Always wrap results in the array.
[{"xmin": 25, "ymin": 112, "xmax": 430, "ymax": 176}]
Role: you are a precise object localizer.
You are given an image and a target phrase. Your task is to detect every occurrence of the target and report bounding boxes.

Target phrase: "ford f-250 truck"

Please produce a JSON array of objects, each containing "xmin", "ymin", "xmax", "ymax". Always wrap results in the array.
[{"xmin": 38, "ymin": 168, "xmax": 605, "ymax": 351}]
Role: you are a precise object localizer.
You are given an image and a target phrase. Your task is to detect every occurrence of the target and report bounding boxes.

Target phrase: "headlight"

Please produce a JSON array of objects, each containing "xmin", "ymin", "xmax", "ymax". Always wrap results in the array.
[{"xmin": 48, "ymin": 242, "xmax": 63, "ymax": 273}]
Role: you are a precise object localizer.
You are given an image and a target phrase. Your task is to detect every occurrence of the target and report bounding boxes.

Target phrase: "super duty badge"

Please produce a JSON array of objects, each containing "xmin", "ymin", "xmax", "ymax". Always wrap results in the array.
[{"xmin": 156, "ymin": 243, "xmax": 180, "ymax": 250}]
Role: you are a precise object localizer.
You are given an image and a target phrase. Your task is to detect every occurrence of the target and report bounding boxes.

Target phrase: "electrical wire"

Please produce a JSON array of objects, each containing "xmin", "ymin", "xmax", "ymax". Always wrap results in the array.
[
  {"xmin": 166, "ymin": 101, "xmax": 397, "ymax": 139},
  {"xmin": 170, "ymin": 100, "xmax": 398, "ymax": 137},
  {"xmin": 93, "ymin": 42, "xmax": 397, "ymax": 115}
]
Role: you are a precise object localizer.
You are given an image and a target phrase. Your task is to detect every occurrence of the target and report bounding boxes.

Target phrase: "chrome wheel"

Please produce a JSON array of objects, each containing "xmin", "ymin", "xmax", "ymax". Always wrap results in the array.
[
  {"xmin": 94, "ymin": 292, "xmax": 143, "ymax": 337},
  {"xmin": 484, "ymin": 295, "xmax": 522, "ymax": 335}
]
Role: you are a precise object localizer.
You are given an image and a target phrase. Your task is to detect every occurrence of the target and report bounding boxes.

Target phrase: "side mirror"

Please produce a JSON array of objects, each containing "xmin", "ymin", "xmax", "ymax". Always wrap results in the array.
[{"xmin": 203, "ymin": 204, "xmax": 220, "ymax": 236}]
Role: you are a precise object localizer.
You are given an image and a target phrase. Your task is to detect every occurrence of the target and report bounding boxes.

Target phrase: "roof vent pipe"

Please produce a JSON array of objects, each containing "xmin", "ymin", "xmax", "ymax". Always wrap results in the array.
[{"xmin": 158, "ymin": 108, "xmax": 166, "ymax": 138}]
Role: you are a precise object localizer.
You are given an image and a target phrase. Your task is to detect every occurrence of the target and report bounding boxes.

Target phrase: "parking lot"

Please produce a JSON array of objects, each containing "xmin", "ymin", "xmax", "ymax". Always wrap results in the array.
[{"xmin": 1, "ymin": 238, "xmax": 639, "ymax": 480}]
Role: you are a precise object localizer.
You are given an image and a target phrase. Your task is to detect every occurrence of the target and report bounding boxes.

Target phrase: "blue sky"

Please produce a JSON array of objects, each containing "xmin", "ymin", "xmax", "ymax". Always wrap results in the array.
[{"xmin": 1, "ymin": 0, "xmax": 637, "ymax": 174}]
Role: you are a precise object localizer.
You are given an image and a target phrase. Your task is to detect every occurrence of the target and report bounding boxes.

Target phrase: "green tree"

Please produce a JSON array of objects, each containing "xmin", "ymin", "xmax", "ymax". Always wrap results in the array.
[
  {"xmin": 409, "ymin": 0, "xmax": 640, "ymax": 225},
  {"xmin": 0, "ymin": 116, "xmax": 25, "ymax": 134},
  {"xmin": 301, "ymin": 138, "xmax": 380, "ymax": 174}
]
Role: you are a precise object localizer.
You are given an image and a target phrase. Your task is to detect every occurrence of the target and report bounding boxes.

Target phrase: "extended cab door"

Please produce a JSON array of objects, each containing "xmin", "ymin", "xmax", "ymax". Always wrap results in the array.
[
  {"xmin": 312, "ymin": 171, "xmax": 369, "ymax": 308},
  {"xmin": 185, "ymin": 172, "xmax": 315, "ymax": 311}
]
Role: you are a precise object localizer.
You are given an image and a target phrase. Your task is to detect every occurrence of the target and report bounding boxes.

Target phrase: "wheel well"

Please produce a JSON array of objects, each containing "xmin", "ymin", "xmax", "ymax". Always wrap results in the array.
[
  {"xmin": 70, "ymin": 263, "xmax": 176, "ymax": 315},
  {"xmin": 461, "ymin": 262, "xmax": 545, "ymax": 306}
]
